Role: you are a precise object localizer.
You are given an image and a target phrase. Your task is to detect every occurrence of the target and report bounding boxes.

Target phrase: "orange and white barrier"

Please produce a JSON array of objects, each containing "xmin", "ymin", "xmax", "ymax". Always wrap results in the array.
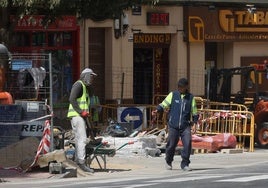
[
  {"xmin": 27, "ymin": 119, "xmax": 51, "ymax": 171},
  {"xmin": 42, "ymin": 120, "xmax": 51, "ymax": 154}
]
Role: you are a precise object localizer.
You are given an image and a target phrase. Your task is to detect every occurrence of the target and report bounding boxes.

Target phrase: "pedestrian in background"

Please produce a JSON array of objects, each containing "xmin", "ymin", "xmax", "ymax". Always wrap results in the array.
[
  {"xmin": 67, "ymin": 68, "xmax": 97, "ymax": 173},
  {"xmin": 151, "ymin": 78, "xmax": 199, "ymax": 171},
  {"xmin": 88, "ymin": 86, "xmax": 102, "ymax": 136}
]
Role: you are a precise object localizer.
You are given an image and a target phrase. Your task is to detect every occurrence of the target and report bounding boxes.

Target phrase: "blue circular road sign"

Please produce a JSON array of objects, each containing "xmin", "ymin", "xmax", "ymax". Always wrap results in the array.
[{"xmin": 120, "ymin": 107, "xmax": 143, "ymax": 129}]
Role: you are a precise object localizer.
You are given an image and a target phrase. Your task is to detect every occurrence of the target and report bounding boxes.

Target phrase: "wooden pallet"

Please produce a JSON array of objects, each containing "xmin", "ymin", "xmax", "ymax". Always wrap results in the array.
[
  {"xmin": 193, "ymin": 148, "xmax": 209, "ymax": 154},
  {"xmin": 220, "ymin": 148, "xmax": 243, "ymax": 154}
]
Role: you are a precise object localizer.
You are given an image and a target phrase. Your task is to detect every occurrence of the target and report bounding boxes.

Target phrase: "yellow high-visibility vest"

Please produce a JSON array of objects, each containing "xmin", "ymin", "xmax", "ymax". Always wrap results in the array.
[{"xmin": 67, "ymin": 80, "xmax": 89, "ymax": 118}]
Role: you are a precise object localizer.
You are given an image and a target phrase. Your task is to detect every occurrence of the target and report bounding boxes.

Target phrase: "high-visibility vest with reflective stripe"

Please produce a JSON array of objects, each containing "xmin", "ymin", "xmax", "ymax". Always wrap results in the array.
[
  {"xmin": 156, "ymin": 91, "xmax": 198, "ymax": 129},
  {"xmin": 67, "ymin": 80, "xmax": 89, "ymax": 118}
]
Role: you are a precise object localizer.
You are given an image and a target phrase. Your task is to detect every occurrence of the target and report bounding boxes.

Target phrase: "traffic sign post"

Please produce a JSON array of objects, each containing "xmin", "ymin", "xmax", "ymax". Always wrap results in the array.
[{"xmin": 117, "ymin": 107, "xmax": 147, "ymax": 130}]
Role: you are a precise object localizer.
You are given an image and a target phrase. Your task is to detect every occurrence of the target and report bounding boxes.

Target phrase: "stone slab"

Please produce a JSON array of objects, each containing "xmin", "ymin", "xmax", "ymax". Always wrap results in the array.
[{"xmin": 37, "ymin": 149, "xmax": 66, "ymax": 168}]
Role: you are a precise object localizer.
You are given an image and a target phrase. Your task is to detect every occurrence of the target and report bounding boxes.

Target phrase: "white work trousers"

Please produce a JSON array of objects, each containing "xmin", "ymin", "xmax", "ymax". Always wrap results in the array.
[{"xmin": 71, "ymin": 116, "xmax": 87, "ymax": 164}]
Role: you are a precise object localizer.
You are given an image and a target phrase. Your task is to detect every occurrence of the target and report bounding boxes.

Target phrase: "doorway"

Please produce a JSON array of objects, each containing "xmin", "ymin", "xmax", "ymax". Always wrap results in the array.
[
  {"xmin": 88, "ymin": 28, "xmax": 105, "ymax": 104},
  {"xmin": 133, "ymin": 47, "xmax": 169, "ymax": 104},
  {"xmin": 133, "ymin": 48, "xmax": 153, "ymax": 104}
]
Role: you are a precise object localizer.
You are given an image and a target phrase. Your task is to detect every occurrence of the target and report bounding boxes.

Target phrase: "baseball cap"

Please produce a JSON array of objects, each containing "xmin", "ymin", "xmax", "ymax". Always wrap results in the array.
[
  {"xmin": 178, "ymin": 78, "xmax": 188, "ymax": 87},
  {"xmin": 81, "ymin": 68, "xmax": 97, "ymax": 76}
]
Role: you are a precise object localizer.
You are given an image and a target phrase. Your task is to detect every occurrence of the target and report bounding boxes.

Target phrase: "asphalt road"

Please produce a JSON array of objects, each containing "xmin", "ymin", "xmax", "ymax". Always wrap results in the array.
[
  {"xmin": 1, "ymin": 162, "xmax": 268, "ymax": 188},
  {"xmin": 1, "ymin": 148, "xmax": 268, "ymax": 188}
]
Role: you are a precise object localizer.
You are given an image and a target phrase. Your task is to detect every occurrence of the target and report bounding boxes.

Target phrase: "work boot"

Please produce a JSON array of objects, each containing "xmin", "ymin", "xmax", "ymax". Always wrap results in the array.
[
  {"xmin": 78, "ymin": 163, "xmax": 94, "ymax": 173},
  {"xmin": 182, "ymin": 166, "xmax": 192, "ymax": 171},
  {"xmin": 165, "ymin": 162, "xmax": 172, "ymax": 170}
]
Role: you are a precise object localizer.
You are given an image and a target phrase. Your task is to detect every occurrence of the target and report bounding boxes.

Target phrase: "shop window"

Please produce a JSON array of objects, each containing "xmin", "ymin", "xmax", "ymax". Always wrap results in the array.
[
  {"xmin": 48, "ymin": 32, "xmax": 72, "ymax": 47},
  {"xmin": 44, "ymin": 49, "xmax": 73, "ymax": 102},
  {"xmin": 12, "ymin": 32, "xmax": 30, "ymax": 47},
  {"xmin": 10, "ymin": 30, "xmax": 77, "ymax": 103},
  {"xmin": 32, "ymin": 32, "xmax": 46, "ymax": 46},
  {"xmin": 63, "ymin": 32, "xmax": 72, "ymax": 46}
]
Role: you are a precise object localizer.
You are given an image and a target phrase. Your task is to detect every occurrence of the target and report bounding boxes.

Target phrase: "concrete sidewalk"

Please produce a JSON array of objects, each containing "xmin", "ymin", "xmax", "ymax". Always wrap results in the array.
[{"xmin": 1, "ymin": 148, "xmax": 268, "ymax": 183}]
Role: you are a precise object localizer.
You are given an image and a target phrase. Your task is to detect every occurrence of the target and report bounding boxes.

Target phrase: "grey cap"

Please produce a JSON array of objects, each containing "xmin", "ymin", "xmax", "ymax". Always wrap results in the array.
[
  {"xmin": 178, "ymin": 78, "xmax": 188, "ymax": 87},
  {"xmin": 81, "ymin": 68, "xmax": 97, "ymax": 76}
]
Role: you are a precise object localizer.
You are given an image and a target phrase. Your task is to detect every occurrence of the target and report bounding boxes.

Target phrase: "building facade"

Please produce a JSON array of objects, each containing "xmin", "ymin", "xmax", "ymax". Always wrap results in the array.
[
  {"xmin": 82, "ymin": 5, "xmax": 200, "ymax": 105},
  {"xmin": 8, "ymin": 3, "xmax": 268, "ymax": 106},
  {"xmin": 81, "ymin": 4, "xmax": 268, "ymax": 105},
  {"xmin": 9, "ymin": 16, "xmax": 80, "ymax": 102}
]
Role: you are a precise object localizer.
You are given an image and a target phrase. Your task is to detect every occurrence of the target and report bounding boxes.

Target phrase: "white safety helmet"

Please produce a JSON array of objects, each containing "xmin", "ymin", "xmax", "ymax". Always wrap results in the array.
[{"xmin": 80, "ymin": 68, "xmax": 97, "ymax": 86}]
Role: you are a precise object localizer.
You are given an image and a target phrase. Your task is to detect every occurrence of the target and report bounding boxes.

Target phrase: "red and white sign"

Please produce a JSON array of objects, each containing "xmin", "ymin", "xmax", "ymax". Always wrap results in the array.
[{"xmin": 11, "ymin": 15, "xmax": 77, "ymax": 31}]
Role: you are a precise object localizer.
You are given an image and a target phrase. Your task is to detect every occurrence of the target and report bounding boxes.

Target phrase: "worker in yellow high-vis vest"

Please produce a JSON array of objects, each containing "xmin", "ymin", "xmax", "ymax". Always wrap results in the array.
[
  {"xmin": 67, "ymin": 68, "xmax": 97, "ymax": 173},
  {"xmin": 152, "ymin": 78, "xmax": 199, "ymax": 172}
]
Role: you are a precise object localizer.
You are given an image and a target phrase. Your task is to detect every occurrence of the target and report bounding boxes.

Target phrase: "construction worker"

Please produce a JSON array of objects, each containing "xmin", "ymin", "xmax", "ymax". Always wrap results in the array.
[
  {"xmin": 67, "ymin": 68, "xmax": 97, "ymax": 173},
  {"xmin": 151, "ymin": 78, "xmax": 199, "ymax": 171}
]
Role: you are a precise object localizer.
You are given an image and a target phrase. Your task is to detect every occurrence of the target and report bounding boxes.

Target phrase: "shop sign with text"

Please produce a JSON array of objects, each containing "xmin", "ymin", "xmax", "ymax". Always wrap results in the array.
[
  {"xmin": 133, "ymin": 34, "xmax": 171, "ymax": 45},
  {"xmin": 185, "ymin": 7, "xmax": 268, "ymax": 42},
  {"xmin": 11, "ymin": 15, "xmax": 77, "ymax": 31}
]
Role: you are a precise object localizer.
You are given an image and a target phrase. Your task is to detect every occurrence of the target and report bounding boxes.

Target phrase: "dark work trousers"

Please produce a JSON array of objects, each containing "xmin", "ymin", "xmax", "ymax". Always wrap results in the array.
[{"xmin": 165, "ymin": 126, "xmax": 192, "ymax": 169}]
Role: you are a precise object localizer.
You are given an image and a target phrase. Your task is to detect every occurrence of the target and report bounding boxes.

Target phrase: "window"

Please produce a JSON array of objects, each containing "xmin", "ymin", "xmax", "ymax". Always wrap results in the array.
[
  {"xmin": 48, "ymin": 32, "xmax": 72, "ymax": 47},
  {"xmin": 12, "ymin": 32, "xmax": 30, "ymax": 47},
  {"xmin": 32, "ymin": 32, "xmax": 46, "ymax": 46}
]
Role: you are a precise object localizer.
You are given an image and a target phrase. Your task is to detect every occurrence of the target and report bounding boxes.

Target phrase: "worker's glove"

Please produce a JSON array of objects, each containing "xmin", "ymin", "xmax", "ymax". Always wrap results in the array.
[{"xmin": 80, "ymin": 111, "xmax": 89, "ymax": 118}]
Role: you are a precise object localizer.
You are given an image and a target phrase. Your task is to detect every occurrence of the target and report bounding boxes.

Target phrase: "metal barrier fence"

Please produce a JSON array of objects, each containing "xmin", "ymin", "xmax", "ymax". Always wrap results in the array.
[
  {"xmin": 194, "ymin": 97, "xmax": 255, "ymax": 151},
  {"xmin": 195, "ymin": 97, "xmax": 249, "ymax": 111},
  {"xmin": 196, "ymin": 108, "xmax": 254, "ymax": 152},
  {"xmin": 153, "ymin": 94, "xmax": 250, "ymax": 111},
  {"xmin": 98, "ymin": 96, "xmax": 255, "ymax": 152},
  {"xmin": 96, "ymin": 104, "xmax": 163, "ymax": 131}
]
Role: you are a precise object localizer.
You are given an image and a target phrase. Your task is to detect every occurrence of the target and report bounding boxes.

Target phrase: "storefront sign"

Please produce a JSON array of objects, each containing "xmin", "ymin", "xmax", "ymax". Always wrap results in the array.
[
  {"xmin": 132, "ymin": 5, "xmax": 142, "ymax": 15},
  {"xmin": 147, "ymin": 12, "xmax": 169, "ymax": 26},
  {"xmin": 154, "ymin": 48, "xmax": 163, "ymax": 94},
  {"xmin": 219, "ymin": 10, "xmax": 268, "ymax": 32},
  {"xmin": 11, "ymin": 15, "xmax": 77, "ymax": 30},
  {"xmin": 20, "ymin": 121, "xmax": 44, "ymax": 137},
  {"xmin": 185, "ymin": 7, "xmax": 268, "ymax": 42},
  {"xmin": 133, "ymin": 34, "xmax": 171, "ymax": 45}
]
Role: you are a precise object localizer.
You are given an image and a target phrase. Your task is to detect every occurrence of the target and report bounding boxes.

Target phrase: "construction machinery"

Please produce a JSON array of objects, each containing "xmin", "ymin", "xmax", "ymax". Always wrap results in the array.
[{"xmin": 208, "ymin": 63, "xmax": 268, "ymax": 148}]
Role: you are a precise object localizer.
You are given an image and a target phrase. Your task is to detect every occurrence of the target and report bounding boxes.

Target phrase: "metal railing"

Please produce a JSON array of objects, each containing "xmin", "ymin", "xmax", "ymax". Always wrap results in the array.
[
  {"xmin": 97, "ymin": 104, "xmax": 166, "ymax": 131},
  {"xmin": 97, "ymin": 96, "xmax": 255, "ymax": 152},
  {"xmin": 196, "ymin": 108, "xmax": 254, "ymax": 152}
]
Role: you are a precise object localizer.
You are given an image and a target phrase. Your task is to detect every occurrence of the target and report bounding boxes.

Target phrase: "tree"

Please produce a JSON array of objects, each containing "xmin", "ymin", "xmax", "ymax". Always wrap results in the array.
[{"xmin": 0, "ymin": 0, "xmax": 159, "ymax": 44}]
